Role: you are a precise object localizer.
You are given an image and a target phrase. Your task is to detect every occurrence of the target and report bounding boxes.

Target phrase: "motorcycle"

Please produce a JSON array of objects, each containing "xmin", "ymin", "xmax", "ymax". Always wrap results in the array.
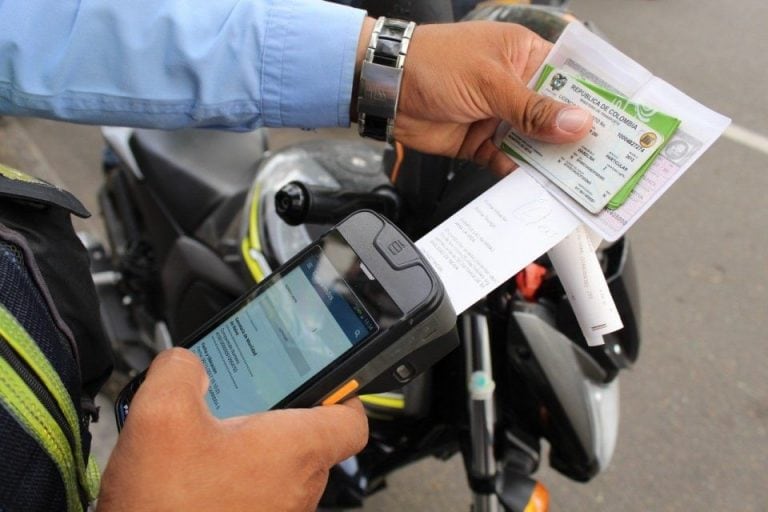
[{"xmin": 86, "ymin": 1, "xmax": 641, "ymax": 510}]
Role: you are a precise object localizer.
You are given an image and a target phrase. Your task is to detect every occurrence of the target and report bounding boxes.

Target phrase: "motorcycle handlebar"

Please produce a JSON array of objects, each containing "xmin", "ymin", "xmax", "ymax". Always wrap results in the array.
[{"xmin": 274, "ymin": 181, "xmax": 401, "ymax": 226}]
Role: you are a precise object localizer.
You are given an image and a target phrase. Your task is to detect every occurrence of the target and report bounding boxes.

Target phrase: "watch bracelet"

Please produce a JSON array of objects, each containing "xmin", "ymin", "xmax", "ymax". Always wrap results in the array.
[{"xmin": 357, "ymin": 17, "xmax": 416, "ymax": 142}]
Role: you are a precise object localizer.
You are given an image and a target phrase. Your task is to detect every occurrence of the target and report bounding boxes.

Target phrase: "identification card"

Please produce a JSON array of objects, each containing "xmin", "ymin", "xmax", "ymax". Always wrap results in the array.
[{"xmin": 500, "ymin": 66, "xmax": 679, "ymax": 214}]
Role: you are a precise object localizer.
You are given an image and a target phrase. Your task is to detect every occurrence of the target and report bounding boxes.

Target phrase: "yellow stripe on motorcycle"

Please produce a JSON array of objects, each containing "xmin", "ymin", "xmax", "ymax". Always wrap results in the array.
[
  {"xmin": 248, "ymin": 183, "xmax": 262, "ymax": 251},
  {"xmin": 360, "ymin": 393, "xmax": 405, "ymax": 410},
  {"xmin": 241, "ymin": 238, "xmax": 266, "ymax": 283},
  {"xmin": 241, "ymin": 183, "xmax": 271, "ymax": 283}
]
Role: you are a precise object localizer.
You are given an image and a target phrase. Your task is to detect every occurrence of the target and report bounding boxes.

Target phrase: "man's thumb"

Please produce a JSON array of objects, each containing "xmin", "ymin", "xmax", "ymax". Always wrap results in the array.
[{"xmin": 501, "ymin": 82, "xmax": 592, "ymax": 143}]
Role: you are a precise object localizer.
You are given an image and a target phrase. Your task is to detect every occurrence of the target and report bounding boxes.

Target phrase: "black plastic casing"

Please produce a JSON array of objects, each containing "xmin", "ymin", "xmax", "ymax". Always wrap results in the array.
[{"xmin": 115, "ymin": 211, "xmax": 457, "ymax": 429}]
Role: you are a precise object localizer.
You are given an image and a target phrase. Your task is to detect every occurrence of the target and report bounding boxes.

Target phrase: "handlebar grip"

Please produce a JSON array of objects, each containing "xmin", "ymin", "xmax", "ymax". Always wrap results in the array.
[{"xmin": 275, "ymin": 181, "xmax": 400, "ymax": 226}]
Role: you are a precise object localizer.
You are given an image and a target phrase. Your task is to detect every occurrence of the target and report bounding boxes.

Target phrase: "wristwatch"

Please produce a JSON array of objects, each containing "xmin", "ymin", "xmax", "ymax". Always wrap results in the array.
[{"xmin": 357, "ymin": 17, "xmax": 416, "ymax": 142}]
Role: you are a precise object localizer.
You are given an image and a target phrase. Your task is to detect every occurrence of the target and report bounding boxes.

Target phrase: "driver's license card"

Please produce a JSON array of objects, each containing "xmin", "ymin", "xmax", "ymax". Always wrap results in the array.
[{"xmin": 499, "ymin": 67, "xmax": 668, "ymax": 214}]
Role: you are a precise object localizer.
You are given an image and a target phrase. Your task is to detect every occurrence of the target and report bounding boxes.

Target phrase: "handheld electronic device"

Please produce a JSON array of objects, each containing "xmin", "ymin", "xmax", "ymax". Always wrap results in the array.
[{"xmin": 115, "ymin": 211, "xmax": 457, "ymax": 429}]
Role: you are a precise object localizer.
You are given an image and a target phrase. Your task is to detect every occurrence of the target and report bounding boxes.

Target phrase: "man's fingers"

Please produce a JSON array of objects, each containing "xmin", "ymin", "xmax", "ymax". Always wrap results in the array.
[
  {"xmin": 494, "ymin": 77, "xmax": 592, "ymax": 144},
  {"xmin": 338, "ymin": 396, "xmax": 365, "ymax": 415},
  {"xmin": 308, "ymin": 398, "xmax": 369, "ymax": 465},
  {"xmin": 488, "ymin": 149, "xmax": 517, "ymax": 176},
  {"xmin": 144, "ymin": 348, "xmax": 210, "ymax": 395},
  {"xmin": 130, "ymin": 348, "xmax": 211, "ymax": 423},
  {"xmin": 259, "ymin": 398, "xmax": 369, "ymax": 467}
]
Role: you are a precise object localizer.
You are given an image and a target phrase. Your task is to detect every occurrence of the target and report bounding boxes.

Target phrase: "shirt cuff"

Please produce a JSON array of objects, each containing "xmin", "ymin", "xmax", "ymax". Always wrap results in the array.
[{"xmin": 261, "ymin": 0, "xmax": 366, "ymax": 128}]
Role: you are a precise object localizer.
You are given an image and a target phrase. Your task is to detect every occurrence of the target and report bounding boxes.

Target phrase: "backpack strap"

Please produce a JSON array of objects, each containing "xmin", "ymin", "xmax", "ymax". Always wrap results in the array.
[
  {"xmin": 0, "ymin": 348, "xmax": 82, "ymax": 511},
  {"xmin": 0, "ymin": 167, "xmax": 114, "ymax": 400},
  {"xmin": 0, "ymin": 163, "xmax": 106, "ymax": 511},
  {"xmin": 0, "ymin": 305, "xmax": 100, "ymax": 510}
]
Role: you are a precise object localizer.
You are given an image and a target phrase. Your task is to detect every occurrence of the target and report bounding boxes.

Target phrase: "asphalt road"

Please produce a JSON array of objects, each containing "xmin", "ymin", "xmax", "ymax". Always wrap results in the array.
[{"xmin": 2, "ymin": 0, "xmax": 766, "ymax": 510}]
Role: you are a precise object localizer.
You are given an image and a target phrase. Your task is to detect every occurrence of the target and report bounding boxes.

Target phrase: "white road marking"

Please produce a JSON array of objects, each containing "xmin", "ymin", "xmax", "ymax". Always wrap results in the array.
[{"xmin": 723, "ymin": 123, "xmax": 768, "ymax": 157}]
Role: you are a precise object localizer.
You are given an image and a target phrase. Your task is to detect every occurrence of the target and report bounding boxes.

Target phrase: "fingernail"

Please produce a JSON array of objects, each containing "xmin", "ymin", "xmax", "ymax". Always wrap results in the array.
[{"xmin": 556, "ymin": 108, "xmax": 591, "ymax": 133}]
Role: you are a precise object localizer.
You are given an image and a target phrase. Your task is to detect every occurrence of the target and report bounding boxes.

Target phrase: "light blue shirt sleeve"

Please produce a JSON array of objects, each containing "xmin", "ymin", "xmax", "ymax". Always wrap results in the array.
[{"xmin": 0, "ymin": 0, "xmax": 366, "ymax": 130}]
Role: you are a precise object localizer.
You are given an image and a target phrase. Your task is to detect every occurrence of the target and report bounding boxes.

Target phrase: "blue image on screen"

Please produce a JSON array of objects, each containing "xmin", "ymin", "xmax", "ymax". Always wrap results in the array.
[{"xmin": 189, "ymin": 248, "xmax": 376, "ymax": 418}]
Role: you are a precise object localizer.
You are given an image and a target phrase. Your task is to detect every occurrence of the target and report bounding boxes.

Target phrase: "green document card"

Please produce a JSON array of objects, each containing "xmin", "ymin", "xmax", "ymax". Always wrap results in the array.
[{"xmin": 500, "ymin": 65, "xmax": 680, "ymax": 212}]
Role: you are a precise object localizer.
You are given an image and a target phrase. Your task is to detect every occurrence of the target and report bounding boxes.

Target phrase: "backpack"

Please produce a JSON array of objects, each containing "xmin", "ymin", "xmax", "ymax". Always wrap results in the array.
[{"xmin": 0, "ymin": 163, "xmax": 113, "ymax": 512}]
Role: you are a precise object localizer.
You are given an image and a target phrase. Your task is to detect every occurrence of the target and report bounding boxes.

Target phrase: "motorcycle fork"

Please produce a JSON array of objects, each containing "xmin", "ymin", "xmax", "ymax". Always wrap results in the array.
[{"xmin": 462, "ymin": 314, "xmax": 500, "ymax": 512}]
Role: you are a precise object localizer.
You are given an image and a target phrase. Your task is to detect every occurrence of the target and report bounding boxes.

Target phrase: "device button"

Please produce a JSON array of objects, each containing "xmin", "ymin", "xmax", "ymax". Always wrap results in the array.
[
  {"xmin": 322, "ymin": 379, "xmax": 360, "ymax": 406},
  {"xmin": 393, "ymin": 363, "xmax": 415, "ymax": 383},
  {"xmin": 374, "ymin": 223, "xmax": 419, "ymax": 269}
]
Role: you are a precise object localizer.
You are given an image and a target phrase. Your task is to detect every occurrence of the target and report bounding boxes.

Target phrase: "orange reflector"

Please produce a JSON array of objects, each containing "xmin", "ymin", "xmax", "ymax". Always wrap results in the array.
[
  {"xmin": 523, "ymin": 482, "xmax": 550, "ymax": 512},
  {"xmin": 322, "ymin": 379, "xmax": 360, "ymax": 406},
  {"xmin": 516, "ymin": 263, "xmax": 548, "ymax": 301}
]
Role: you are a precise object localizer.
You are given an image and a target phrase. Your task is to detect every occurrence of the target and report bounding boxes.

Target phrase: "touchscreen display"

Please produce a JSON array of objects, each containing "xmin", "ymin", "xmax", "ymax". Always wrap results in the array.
[{"xmin": 190, "ymin": 247, "xmax": 378, "ymax": 418}]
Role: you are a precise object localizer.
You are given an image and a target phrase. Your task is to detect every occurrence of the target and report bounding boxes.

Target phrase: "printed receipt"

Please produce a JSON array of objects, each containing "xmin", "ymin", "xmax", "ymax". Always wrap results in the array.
[
  {"xmin": 547, "ymin": 225, "xmax": 623, "ymax": 346},
  {"xmin": 416, "ymin": 176, "xmax": 620, "ymax": 345},
  {"xmin": 416, "ymin": 170, "xmax": 578, "ymax": 314}
]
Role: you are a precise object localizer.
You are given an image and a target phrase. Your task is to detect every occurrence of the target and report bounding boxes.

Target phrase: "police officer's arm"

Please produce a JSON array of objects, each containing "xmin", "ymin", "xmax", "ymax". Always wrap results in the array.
[{"xmin": 1, "ymin": 2, "xmax": 589, "ymax": 178}]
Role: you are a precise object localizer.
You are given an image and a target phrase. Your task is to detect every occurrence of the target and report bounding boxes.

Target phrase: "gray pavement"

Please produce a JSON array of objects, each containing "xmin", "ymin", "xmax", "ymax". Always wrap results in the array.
[{"xmin": 1, "ymin": 0, "xmax": 766, "ymax": 509}]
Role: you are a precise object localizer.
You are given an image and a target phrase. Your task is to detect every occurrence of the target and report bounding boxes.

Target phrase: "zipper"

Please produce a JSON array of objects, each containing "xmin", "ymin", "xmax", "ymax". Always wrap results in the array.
[
  {"xmin": 0, "ymin": 303, "xmax": 98, "ymax": 506},
  {"xmin": 0, "ymin": 237, "xmax": 97, "ymax": 506},
  {"xmin": 0, "ymin": 337, "xmax": 87, "ymax": 512},
  {"xmin": 0, "ymin": 346, "xmax": 82, "ymax": 512},
  {"xmin": 0, "ymin": 335, "xmax": 77, "ymax": 459}
]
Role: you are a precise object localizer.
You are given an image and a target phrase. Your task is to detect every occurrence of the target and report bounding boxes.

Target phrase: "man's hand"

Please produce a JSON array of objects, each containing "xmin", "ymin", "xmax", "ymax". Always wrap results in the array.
[
  {"xmin": 357, "ymin": 19, "xmax": 592, "ymax": 176},
  {"xmin": 98, "ymin": 348, "xmax": 368, "ymax": 512}
]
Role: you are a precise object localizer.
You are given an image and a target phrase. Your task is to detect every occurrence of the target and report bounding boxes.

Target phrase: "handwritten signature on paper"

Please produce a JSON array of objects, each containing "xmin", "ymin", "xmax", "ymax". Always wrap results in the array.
[{"xmin": 511, "ymin": 192, "xmax": 562, "ymax": 241}]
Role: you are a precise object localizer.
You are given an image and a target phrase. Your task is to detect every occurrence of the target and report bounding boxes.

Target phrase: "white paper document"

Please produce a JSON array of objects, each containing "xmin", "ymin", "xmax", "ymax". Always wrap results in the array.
[
  {"xmin": 548, "ymin": 225, "xmax": 622, "ymax": 346},
  {"xmin": 416, "ymin": 170, "xmax": 578, "ymax": 313},
  {"xmin": 496, "ymin": 22, "xmax": 731, "ymax": 242},
  {"xmin": 417, "ymin": 22, "xmax": 728, "ymax": 345}
]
